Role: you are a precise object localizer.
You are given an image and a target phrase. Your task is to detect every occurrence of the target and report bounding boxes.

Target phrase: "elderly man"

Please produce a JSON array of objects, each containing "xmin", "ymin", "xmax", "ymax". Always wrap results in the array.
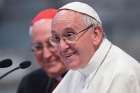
[
  {"xmin": 17, "ymin": 8, "xmax": 67, "ymax": 93},
  {"xmin": 49, "ymin": 2, "xmax": 140, "ymax": 93}
]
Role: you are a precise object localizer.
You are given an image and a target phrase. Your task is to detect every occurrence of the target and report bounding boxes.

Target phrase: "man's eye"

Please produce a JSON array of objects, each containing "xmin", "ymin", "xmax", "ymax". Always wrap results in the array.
[
  {"xmin": 35, "ymin": 45, "xmax": 43, "ymax": 50},
  {"xmin": 54, "ymin": 36, "xmax": 60, "ymax": 41},
  {"xmin": 65, "ymin": 32, "xmax": 75, "ymax": 37},
  {"xmin": 51, "ymin": 35, "xmax": 60, "ymax": 42}
]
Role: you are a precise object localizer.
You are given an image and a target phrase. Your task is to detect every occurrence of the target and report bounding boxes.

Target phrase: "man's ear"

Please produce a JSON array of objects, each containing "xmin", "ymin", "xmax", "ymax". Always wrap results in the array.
[{"xmin": 91, "ymin": 26, "xmax": 103, "ymax": 46}]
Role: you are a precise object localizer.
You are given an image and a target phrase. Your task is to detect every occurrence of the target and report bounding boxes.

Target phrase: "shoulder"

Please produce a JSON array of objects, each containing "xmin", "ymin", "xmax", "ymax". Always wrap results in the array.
[
  {"xmin": 93, "ymin": 44, "xmax": 140, "ymax": 85},
  {"xmin": 26, "ymin": 69, "xmax": 47, "ymax": 78},
  {"xmin": 20, "ymin": 68, "xmax": 50, "ymax": 85},
  {"xmin": 17, "ymin": 69, "xmax": 53, "ymax": 93},
  {"xmin": 106, "ymin": 44, "xmax": 140, "ymax": 75},
  {"xmin": 17, "ymin": 69, "xmax": 51, "ymax": 92},
  {"xmin": 27, "ymin": 69, "xmax": 47, "ymax": 78}
]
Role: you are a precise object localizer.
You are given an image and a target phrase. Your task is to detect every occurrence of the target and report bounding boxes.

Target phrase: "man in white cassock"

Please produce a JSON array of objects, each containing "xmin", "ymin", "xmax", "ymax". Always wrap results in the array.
[{"xmin": 49, "ymin": 2, "xmax": 140, "ymax": 93}]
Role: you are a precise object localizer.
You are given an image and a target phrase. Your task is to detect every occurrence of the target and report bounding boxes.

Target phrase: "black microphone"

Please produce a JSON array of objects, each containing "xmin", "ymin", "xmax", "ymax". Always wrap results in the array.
[
  {"xmin": 0, "ymin": 61, "xmax": 31, "ymax": 80},
  {"xmin": 0, "ymin": 59, "xmax": 12, "ymax": 68},
  {"xmin": 19, "ymin": 61, "xmax": 31, "ymax": 69}
]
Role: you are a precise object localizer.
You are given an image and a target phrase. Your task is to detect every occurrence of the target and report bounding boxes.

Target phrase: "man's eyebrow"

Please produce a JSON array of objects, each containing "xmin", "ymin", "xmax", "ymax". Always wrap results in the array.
[
  {"xmin": 51, "ymin": 30, "xmax": 58, "ymax": 34},
  {"xmin": 63, "ymin": 28, "xmax": 75, "ymax": 32},
  {"xmin": 32, "ymin": 42, "xmax": 41, "ymax": 45},
  {"xmin": 51, "ymin": 27, "xmax": 76, "ymax": 35}
]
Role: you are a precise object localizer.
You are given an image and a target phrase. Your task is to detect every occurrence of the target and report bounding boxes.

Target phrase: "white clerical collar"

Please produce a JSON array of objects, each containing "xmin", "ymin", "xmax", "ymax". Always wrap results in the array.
[{"xmin": 78, "ymin": 38, "xmax": 112, "ymax": 78}]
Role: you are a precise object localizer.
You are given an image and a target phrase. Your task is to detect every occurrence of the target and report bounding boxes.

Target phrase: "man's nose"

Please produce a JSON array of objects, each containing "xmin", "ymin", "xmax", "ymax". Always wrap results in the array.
[
  {"xmin": 59, "ymin": 39, "xmax": 70, "ymax": 51},
  {"xmin": 43, "ymin": 47, "xmax": 52, "ymax": 59}
]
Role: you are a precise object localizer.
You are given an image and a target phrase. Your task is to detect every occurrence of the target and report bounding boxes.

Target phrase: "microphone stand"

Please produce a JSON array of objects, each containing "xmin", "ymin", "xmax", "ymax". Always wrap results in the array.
[
  {"xmin": 0, "ymin": 61, "xmax": 31, "ymax": 80},
  {"xmin": 0, "ymin": 67, "xmax": 20, "ymax": 80}
]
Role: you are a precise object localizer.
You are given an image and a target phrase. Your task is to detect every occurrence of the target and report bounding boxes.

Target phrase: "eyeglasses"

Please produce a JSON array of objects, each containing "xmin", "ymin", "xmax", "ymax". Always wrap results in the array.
[
  {"xmin": 32, "ymin": 42, "xmax": 55, "ymax": 54},
  {"xmin": 49, "ymin": 24, "xmax": 94, "ymax": 46}
]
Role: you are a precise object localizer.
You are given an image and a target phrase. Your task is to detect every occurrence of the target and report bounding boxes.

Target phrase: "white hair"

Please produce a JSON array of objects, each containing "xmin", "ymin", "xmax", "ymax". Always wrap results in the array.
[{"xmin": 82, "ymin": 14, "xmax": 106, "ymax": 37}]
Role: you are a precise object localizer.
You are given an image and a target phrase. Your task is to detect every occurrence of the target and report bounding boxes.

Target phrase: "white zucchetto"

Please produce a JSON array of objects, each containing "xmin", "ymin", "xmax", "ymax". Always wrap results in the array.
[{"xmin": 59, "ymin": 2, "xmax": 102, "ymax": 24}]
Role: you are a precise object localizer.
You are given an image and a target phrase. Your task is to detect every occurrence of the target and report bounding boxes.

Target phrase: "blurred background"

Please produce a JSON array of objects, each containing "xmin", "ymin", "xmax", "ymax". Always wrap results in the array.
[{"xmin": 0, "ymin": 0, "xmax": 140, "ymax": 93}]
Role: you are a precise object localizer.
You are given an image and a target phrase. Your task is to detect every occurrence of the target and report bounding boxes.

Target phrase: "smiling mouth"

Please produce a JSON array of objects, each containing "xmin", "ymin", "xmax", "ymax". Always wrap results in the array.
[
  {"xmin": 43, "ymin": 56, "xmax": 60, "ymax": 64},
  {"xmin": 65, "ymin": 53, "xmax": 73, "ymax": 58},
  {"xmin": 43, "ymin": 60, "xmax": 57, "ymax": 67},
  {"xmin": 63, "ymin": 50, "xmax": 77, "ymax": 59}
]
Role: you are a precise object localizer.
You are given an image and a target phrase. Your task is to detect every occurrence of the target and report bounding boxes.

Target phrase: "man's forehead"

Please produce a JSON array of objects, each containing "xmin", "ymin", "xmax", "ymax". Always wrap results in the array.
[
  {"xmin": 54, "ymin": 10, "xmax": 80, "ymax": 22},
  {"xmin": 33, "ymin": 19, "xmax": 51, "ymax": 29},
  {"xmin": 52, "ymin": 10, "xmax": 83, "ymax": 28}
]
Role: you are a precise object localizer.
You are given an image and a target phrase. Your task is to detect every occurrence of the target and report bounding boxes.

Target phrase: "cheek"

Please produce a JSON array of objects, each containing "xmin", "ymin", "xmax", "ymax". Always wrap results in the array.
[
  {"xmin": 76, "ymin": 38, "xmax": 94, "ymax": 66},
  {"xmin": 34, "ymin": 54, "xmax": 43, "ymax": 65},
  {"xmin": 76, "ymin": 40, "xmax": 90, "ymax": 56}
]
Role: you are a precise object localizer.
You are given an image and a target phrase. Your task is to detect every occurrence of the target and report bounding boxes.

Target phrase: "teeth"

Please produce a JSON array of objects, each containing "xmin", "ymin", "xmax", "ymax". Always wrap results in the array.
[
  {"xmin": 62, "ymin": 49, "xmax": 76, "ymax": 58},
  {"xmin": 65, "ymin": 52, "xmax": 75, "ymax": 58},
  {"xmin": 64, "ymin": 53, "xmax": 71, "ymax": 57}
]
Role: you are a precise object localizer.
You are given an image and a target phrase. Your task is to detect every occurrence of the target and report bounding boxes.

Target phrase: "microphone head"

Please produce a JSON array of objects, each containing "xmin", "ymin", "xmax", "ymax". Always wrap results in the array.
[
  {"xmin": 19, "ymin": 61, "xmax": 31, "ymax": 69},
  {"xmin": 0, "ymin": 59, "xmax": 12, "ymax": 68}
]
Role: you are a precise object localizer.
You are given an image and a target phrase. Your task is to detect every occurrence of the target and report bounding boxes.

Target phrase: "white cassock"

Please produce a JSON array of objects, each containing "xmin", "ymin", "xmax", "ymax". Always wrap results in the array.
[{"xmin": 53, "ymin": 38, "xmax": 140, "ymax": 93}]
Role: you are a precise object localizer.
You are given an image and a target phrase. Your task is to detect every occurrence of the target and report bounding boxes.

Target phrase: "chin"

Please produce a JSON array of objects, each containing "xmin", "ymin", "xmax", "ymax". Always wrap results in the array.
[
  {"xmin": 66, "ymin": 61, "xmax": 81, "ymax": 70},
  {"xmin": 47, "ymin": 73, "xmax": 57, "ymax": 78},
  {"xmin": 46, "ymin": 70, "xmax": 57, "ymax": 76}
]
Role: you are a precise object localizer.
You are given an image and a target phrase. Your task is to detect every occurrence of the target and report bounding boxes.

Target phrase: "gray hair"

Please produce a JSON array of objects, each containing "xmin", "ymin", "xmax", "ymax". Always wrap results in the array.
[{"xmin": 82, "ymin": 14, "xmax": 106, "ymax": 37}]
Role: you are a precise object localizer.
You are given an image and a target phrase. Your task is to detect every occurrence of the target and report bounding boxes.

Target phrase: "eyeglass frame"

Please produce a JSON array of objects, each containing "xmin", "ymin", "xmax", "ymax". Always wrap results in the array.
[
  {"xmin": 31, "ymin": 40, "xmax": 56, "ymax": 54},
  {"xmin": 49, "ymin": 23, "xmax": 94, "ymax": 46}
]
